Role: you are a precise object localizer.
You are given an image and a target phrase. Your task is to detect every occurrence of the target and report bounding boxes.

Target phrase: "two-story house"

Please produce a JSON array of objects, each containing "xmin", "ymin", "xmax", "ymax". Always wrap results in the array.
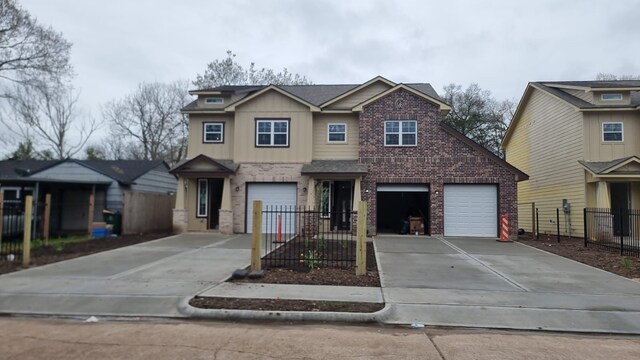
[
  {"xmin": 171, "ymin": 76, "xmax": 526, "ymax": 237},
  {"xmin": 502, "ymin": 80, "xmax": 640, "ymax": 237}
]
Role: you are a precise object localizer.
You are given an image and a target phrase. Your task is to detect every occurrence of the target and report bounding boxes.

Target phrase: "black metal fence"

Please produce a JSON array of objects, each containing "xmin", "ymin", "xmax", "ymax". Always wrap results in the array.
[
  {"xmin": 584, "ymin": 208, "xmax": 640, "ymax": 257},
  {"xmin": 261, "ymin": 206, "xmax": 357, "ymax": 269},
  {"xmin": 1, "ymin": 203, "xmax": 24, "ymax": 263}
]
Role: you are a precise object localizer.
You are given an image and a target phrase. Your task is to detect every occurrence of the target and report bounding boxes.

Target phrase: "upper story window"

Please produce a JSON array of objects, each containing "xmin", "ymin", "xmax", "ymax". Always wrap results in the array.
[
  {"xmin": 256, "ymin": 119, "xmax": 289, "ymax": 147},
  {"xmin": 601, "ymin": 93, "xmax": 623, "ymax": 101},
  {"xmin": 203, "ymin": 122, "xmax": 224, "ymax": 143},
  {"xmin": 602, "ymin": 122, "xmax": 623, "ymax": 142},
  {"xmin": 327, "ymin": 123, "xmax": 346, "ymax": 143},
  {"xmin": 384, "ymin": 120, "xmax": 417, "ymax": 146},
  {"xmin": 205, "ymin": 97, "xmax": 224, "ymax": 104}
]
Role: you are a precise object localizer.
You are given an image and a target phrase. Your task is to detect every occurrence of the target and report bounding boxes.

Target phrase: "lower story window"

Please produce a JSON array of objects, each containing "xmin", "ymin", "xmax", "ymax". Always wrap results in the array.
[
  {"xmin": 197, "ymin": 179, "xmax": 208, "ymax": 217},
  {"xmin": 319, "ymin": 180, "xmax": 331, "ymax": 218}
]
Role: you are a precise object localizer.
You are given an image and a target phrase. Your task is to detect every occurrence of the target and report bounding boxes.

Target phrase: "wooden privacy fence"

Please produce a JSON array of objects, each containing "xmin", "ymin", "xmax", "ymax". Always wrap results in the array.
[{"xmin": 122, "ymin": 191, "xmax": 175, "ymax": 234}]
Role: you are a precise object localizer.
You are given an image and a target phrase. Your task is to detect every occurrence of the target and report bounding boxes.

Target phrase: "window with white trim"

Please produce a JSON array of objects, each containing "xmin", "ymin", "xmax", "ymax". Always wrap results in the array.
[
  {"xmin": 197, "ymin": 179, "xmax": 208, "ymax": 217},
  {"xmin": 327, "ymin": 123, "xmax": 346, "ymax": 142},
  {"xmin": 602, "ymin": 122, "xmax": 623, "ymax": 142},
  {"xmin": 203, "ymin": 122, "xmax": 224, "ymax": 143},
  {"xmin": 601, "ymin": 93, "xmax": 623, "ymax": 101},
  {"xmin": 384, "ymin": 120, "xmax": 417, "ymax": 146},
  {"xmin": 205, "ymin": 97, "xmax": 224, "ymax": 104},
  {"xmin": 256, "ymin": 119, "xmax": 289, "ymax": 147}
]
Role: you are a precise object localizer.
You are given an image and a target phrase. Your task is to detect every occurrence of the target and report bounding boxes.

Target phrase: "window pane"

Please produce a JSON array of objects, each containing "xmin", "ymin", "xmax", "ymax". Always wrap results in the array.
[
  {"xmin": 274, "ymin": 121, "xmax": 288, "ymax": 133},
  {"xmin": 402, "ymin": 121, "xmax": 416, "ymax": 132},
  {"xmin": 205, "ymin": 133, "xmax": 221, "ymax": 141},
  {"xmin": 386, "ymin": 122, "xmax": 399, "ymax": 132},
  {"xmin": 329, "ymin": 133, "xmax": 345, "ymax": 142},
  {"xmin": 211, "ymin": 124, "xmax": 222, "ymax": 132},
  {"xmin": 603, "ymin": 123, "xmax": 622, "ymax": 132},
  {"xmin": 402, "ymin": 134, "xmax": 416, "ymax": 145},
  {"xmin": 273, "ymin": 133, "xmax": 287, "ymax": 145},
  {"xmin": 258, "ymin": 134, "xmax": 271, "ymax": 145},
  {"xmin": 320, "ymin": 181, "xmax": 330, "ymax": 217},
  {"xmin": 386, "ymin": 134, "xmax": 399, "ymax": 145},
  {"xmin": 258, "ymin": 122, "xmax": 271, "ymax": 132},
  {"xmin": 604, "ymin": 133, "xmax": 622, "ymax": 141},
  {"xmin": 329, "ymin": 124, "xmax": 345, "ymax": 133},
  {"xmin": 198, "ymin": 181, "xmax": 207, "ymax": 216}
]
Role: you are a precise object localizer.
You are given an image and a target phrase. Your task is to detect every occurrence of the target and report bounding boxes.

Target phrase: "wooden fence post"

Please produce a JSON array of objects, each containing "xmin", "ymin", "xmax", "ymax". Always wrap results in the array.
[
  {"xmin": 0, "ymin": 192, "xmax": 4, "ymax": 246},
  {"xmin": 43, "ymin": 193, "xmax": 51, "ymax": 246},
  {"xmin": 23, "ymin": 195, "xmax": 33, "ymax": 267},
  {"xmin": 251, "ymin": 200, "xmax": 263, "ymax": 272},
  {"xmin": 87, "ymin": 193, "xmax": 95, "ymax": 237},
  {"xmin": 356, "ymin": 200, "xmax": 367, "ymax": 276}
]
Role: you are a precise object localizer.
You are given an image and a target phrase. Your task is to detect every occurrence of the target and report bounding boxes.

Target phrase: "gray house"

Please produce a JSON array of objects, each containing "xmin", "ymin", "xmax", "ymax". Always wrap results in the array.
[{"xmin": 0, "ymin": 159, "xmax": 177, "ymax": 236}]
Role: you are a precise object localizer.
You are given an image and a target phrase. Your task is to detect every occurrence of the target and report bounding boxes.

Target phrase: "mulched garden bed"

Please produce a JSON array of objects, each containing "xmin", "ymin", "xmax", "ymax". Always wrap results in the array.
[
  {"xmin": 517, "ymin": 232, "xmax": 640, "ymax": 279},
  {"xmin": 0, "ymin": 233, "xmax": 170, "ymax": 275},
  {"xmin": 189, "ymin": 296, "xmax": 384, "ymax": 313}
]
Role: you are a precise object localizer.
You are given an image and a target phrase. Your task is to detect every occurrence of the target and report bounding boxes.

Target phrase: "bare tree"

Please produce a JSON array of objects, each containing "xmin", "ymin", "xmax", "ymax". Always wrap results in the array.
[
  {"xmin": 0, "ymin": 0, "xmax": 72, "ymax": 94},
  {"xmin": 442, "ymin": 83, "xmax": 514, "ymax": 157},
  {"xmin": 103, "ymin": 80, "xmax": 190, "ymax": 164},
  {"xmin": 3, "ymin": 81, "xmax": 98, "ymax": 159},
  {"xmin": 193, "ymin": 50, "xmax": 312, "ymax": 89},
  {"xmin": 595, "ymin": 73, "xmax": 640, "ymax": 81}
]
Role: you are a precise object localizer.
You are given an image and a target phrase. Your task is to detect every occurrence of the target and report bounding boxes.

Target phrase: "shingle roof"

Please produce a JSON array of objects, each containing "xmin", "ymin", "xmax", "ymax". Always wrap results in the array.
[
  {"xmin": 533, "ymin": 82, "xmax": 640, "ymax": 108},
  {"xmin": 169, "ymin": 155, "xmax": 238, "ymax": 174},
  {"xmin": 405, "ymin": 83, "xmax": 443, "ymax": 102},
  {"xmin": 0, "ymin": 160, "xmax": 60, "ymax": 180},
  {"xmin": 543, "ymin": 80, "xmax": 640, "ymax": 88},
  {"xmin": 301, "ymin": 160, "xmax": 368, "ymax": 175},
  {"xmin": 280, "ymin": 84, "xmax": 359, "ymax": 106},
  {"xmin": 578, "ymin": 156, "xmax": 640, "ymax": 174}
]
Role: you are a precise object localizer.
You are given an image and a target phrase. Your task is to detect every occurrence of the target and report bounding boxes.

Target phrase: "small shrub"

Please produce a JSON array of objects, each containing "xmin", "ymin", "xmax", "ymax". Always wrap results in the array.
[{"xmin": 622, "ymin": 258, "xmax": 632, "ymax": 269}]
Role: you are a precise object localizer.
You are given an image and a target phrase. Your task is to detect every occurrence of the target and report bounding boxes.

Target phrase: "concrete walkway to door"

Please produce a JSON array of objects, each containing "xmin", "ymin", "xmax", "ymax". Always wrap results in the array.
[
  {"xmin": 0, "ymin": 233, "xmax": 253, "ymax": 318},
  {"xmin": 375, "ymin": 235, "xmax": 640, "ymax": 333}
]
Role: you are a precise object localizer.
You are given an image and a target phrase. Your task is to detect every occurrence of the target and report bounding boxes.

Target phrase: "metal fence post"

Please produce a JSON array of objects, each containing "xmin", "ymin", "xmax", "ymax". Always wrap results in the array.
[
  {"xmin": 43, "ymin": 193, "xmax": 51, "ymax": 246},
  {"xmin": 22, "ymin": 195, "xmax": 33, "ymax": 267},
  {"xmin": 356, "ymin": 201, "xmax": 367, "ymax": 276},
  {"xmin": 0, "ymin": 192, "xmax": 4, "ymax": 247},
  {"xmin": 251, "ymin": 200, "xmax": 263, "ymax": 271},
  {"xmin": 583, "ymin": 208, "xmax": 587, "ymax": 247},
  {"xmin": 536, "ymin": 208, "xmax": 539, "ymax": 240},
  {"xmin": 620, "ymin": 208, "xmax": 624, "ymax": 256},
  {"xmin": 556, "ymin": 208, "xmax": 560, "ymax": 243}
]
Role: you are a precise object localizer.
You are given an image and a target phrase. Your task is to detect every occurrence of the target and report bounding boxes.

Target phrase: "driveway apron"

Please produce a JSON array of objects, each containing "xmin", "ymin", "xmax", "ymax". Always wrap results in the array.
[
  {"xmin": 0, "ymin": 233, "xmax": 252, "ymax": 317},
  {"xmin": 375, "ymin": 235, "xmax": 640, "ymax": 333}
]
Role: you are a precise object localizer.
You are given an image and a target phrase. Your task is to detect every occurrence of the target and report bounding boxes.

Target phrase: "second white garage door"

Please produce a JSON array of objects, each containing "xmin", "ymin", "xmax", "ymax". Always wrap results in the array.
[
  {"xmin": 444, "ymin": 184, "xmax": 497, "ymax": 237},
  {"xmin": 246, "ymin": 183, "xmax": 297, "ymax": 234}
]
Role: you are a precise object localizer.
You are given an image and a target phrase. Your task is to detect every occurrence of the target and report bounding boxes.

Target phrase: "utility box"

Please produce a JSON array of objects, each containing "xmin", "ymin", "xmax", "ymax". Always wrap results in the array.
[{"xmin": 409, "ymin": 217, "xmax": 423, "ymax": 235}]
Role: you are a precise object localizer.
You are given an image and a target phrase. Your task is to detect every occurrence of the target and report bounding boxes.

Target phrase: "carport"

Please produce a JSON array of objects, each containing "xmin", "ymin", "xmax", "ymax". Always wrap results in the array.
[{"xmin": 376, "ymin": 184, "xmax": 429, "ymax": 234}]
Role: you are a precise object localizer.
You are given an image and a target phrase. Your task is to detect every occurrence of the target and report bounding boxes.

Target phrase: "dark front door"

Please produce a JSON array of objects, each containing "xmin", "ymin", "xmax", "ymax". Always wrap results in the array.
[
  {"xmin": 208, "ymin": 179, "xmax": 224, "ymax": 229},
  {"xmin": 332, "ymin": 181, "xmax": 353, "ymax": 231},
  {"xmin": 610, "ymin": 182, "xmax": 630, "ymax": 236}
]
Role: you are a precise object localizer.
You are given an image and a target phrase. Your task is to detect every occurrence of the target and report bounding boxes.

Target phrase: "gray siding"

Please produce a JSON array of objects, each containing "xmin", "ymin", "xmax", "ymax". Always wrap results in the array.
[{"xmin": 130, "ymin": 165, "xmax": 177, "ymax": 194}]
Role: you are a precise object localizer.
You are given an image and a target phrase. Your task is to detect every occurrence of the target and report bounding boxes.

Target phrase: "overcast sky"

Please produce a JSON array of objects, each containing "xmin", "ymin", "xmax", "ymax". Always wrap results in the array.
[{"xmin": 12, "ymin": 0, "xmax": 640, "ymax": 148}]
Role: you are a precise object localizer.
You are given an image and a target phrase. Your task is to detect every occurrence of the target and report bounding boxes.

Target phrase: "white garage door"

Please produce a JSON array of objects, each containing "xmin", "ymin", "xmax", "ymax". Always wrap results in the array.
[
  {"xmin": 444, "ymin": 184, "xmax": 497, "ymax": 237},
  {"xmin": 246, "ymin": 183, "xmax": 297, "ymax": 234}
]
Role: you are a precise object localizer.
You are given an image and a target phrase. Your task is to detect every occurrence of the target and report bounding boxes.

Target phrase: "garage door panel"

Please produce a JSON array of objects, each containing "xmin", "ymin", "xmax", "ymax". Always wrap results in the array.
[
  {"xmin": 444, "ymin": 185, "xmax": 497, "ymax": 237},
  {"xmin": 246, "ymin": 183, "xmax": 297, "ymax": 234}
]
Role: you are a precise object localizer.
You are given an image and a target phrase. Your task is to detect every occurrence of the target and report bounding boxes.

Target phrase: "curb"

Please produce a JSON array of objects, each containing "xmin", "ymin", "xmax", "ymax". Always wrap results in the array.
[{"xmin": 177, "ymin": 296, "xmax": 392, "ymax": 323}]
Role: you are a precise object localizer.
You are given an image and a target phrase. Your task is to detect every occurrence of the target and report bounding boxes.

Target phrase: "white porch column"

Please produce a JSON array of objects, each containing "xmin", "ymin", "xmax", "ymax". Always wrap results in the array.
[
  {"xmin": 353, "ymin": 177, "xmax": 362, "ymax": 211},
  {"xmin": 596, "ymin": 181, "xmax": 611, "ymax": 208},
  {"xmin": 172, "ymin": 177, "xmax": 189, "ymax": 233},
  {"xmin": 174, "ymin": 177, "xmax": 186, "ymax": 210},
  {"xmin": 307, "ymin": 178, "xmax": 316, "ymax": 208},
  {"xmin": 221, "ymin": 177, "xmax": 232, "ymax": 211}
]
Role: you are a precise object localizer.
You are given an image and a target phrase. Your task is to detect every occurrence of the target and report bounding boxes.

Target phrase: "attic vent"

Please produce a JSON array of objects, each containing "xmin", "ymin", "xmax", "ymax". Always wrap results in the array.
[
  {"xmin": 601, "ymin": 93, "xmax": 623, "ymax": 101},
  {"xmin": 205, "ymin": 97, "xmax": 224, "ymax": 104}
]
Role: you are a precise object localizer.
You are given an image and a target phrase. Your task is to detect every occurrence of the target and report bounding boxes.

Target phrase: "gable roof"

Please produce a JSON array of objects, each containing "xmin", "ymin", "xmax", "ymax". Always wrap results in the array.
[
  {"xmin": 319, "ymin": 76, "xmax": 395, "ymax": 107},
  {"xmin": 579, "ymin": 156, "xmax": 640, "ymax": 175},
  {"xmin": 544, "ymin": 80, "xmax": 640, "ymax": 91},
  {"xmin": 301, "ymin": 160, "xmax": 368, "ymax": 175},
  {"xmin": 439, "ymin": 122, "xmax": 528, "ymax": 181},
  {"xmin": 224, "ymin": 85, "xmax": 322, "ymax": 112},
  {"xmin": 0, "ymin": 159, "xmax": 168, "ymax": 185},
  {"xmin": 169, "ymin": 155, "xmax": 238, "ymax": 174},
  {"xmin": 351, "ymin": 84, "xmax": 451, "ymax": 112}
]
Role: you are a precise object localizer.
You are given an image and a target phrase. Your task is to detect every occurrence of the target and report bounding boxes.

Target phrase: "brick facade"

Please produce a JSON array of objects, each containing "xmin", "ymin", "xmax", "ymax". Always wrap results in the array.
[{"xmin": 359, "ymin": 89, "xmax": 518, "ymax": 237}]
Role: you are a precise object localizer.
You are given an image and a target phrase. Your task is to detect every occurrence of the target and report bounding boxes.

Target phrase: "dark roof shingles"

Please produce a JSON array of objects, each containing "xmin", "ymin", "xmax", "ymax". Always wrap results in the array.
[{"xmin": 301, "ymin": 160, "xmax": 368, "ymax": 174}]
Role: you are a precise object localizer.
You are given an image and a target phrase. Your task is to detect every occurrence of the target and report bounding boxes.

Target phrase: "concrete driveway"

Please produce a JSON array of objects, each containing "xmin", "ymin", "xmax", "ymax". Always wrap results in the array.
[
  {"xmin": 0, "ymin": 233, "xmax": 252, "ymax": 317},
  {"xmin": 375, "ymin": 235, "xmax": 640, "ymax": 333}
]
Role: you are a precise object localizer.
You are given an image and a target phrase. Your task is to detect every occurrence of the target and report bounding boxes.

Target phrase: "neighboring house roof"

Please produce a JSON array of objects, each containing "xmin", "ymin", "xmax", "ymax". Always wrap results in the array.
[
  {"xmin": 439, "ymin": 122, "xmax": 529, "ymax": 181},
  {"xmin": 0, "ymin": 159, "xmax": 168, "ymax": 185},
  {"xmin": 170, "ymin": 155, "xmax": 238, "ymax": 174},
  {"xmin": 301, "ymin": 160, "xmax": 368, "ymax": 175},
  {"xmin": 182, "ymin": 76, "xmax": 447, "ymax": 113},
  {"xmin": 579, "ymin": 156, "xmax": 640, "ymax": 175},
  {"xmin": 543, "ymin": 80, "xmax": 640, "ymax": 90}
]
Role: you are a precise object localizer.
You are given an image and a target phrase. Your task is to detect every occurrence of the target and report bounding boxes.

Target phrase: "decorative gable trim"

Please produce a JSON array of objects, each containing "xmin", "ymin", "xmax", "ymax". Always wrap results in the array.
[
  {"xmin": 351, "ymin": 84, "xmax": 451, "ymax": 112},
  {"xmin": 224, "ymin": 85, "xmax": 321, "ymax": 112}
]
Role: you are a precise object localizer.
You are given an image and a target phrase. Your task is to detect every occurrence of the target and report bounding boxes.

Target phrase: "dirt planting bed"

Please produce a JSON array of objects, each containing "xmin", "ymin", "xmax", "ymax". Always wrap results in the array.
[{"xmin": 189, "ymin": 297, "xmax": 384, "ymax": 313}]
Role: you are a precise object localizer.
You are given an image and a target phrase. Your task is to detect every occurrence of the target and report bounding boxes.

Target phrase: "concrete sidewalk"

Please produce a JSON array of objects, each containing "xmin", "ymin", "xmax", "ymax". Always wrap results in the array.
[
  {"xmin": 0, "ymin": 233, "xmax": 252, "ymax": 317},
  {"xmin": 375, "ymin": 235, "xmax": 640, "ymax": 333}
]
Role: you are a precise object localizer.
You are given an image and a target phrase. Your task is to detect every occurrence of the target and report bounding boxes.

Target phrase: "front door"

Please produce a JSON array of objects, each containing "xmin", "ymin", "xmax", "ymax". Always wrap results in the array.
[
  {"xmin": 610, "ymin": 182, "xmax": 630, "ymax": 236},
  {"xmin": 208, "ymin": 179, "xmax": 224, "ymax": 229},
  {"xmin": 332, "ymin": 181, "xmax": 353, "ymax": 231}
]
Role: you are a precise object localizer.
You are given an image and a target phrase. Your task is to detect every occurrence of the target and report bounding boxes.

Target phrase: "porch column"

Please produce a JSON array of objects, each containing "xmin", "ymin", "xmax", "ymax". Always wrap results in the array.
[
  {"xmin": 174, "ymin": 177, "xmax": 186, "ymax": 210},
  {"xmin": 306, "ymin": 178, "xmax": 316, "ymax": 207},
  {"xmin": 172, "ymin": 177, "xmax": 188, "ymax": 234},
  {"xmin": 353, "ymin": 177, "xmax": 362, "ymax": 211},
  {"xmin": 596, "ymin": 181, "xmax": 611, "ymax": 208},
  {"xmin": 219, "ymin": 177, "xmax": 233, "ymax": 234}
]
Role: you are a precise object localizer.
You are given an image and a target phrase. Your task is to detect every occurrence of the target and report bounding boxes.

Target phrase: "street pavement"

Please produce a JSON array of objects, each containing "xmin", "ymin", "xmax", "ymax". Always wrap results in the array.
[
  {"xmin": 1, "ymin": 317, "xmax": 639, "ymax": 359},
  {"xmin": 375, "ymin": 235, "xmax": 640, "ymax": 333},
  {"xmin": 0, "ymin": 233, "xmax": 252, "ymax": 317}
]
